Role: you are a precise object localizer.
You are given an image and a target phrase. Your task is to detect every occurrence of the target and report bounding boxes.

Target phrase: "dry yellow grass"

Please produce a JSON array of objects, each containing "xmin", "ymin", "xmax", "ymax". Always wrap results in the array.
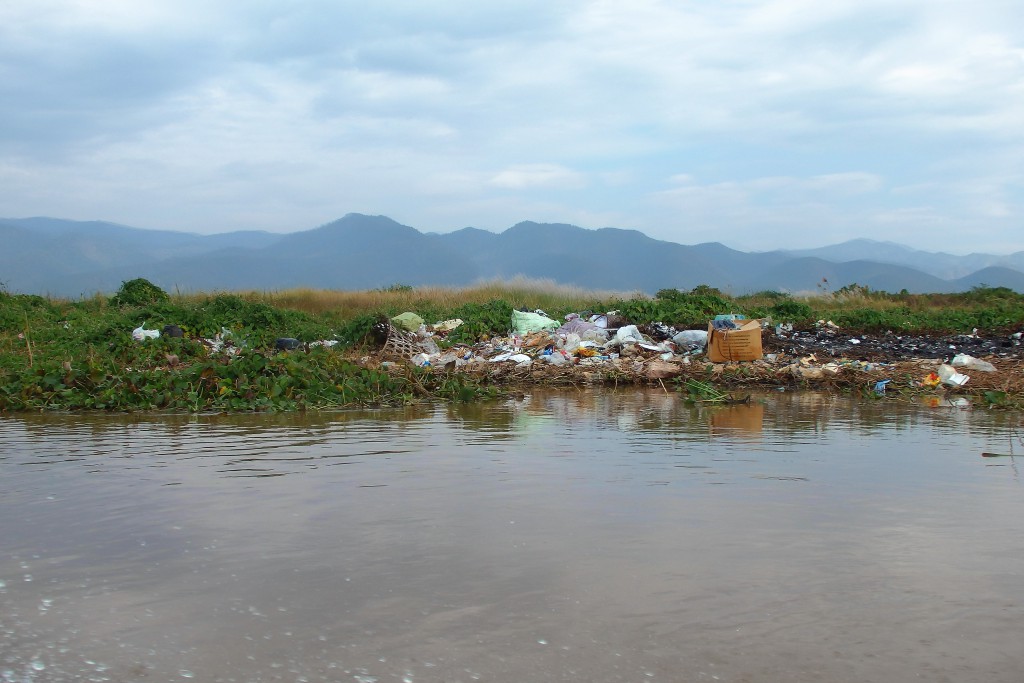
[{"xmin": 197, "ymin": 277, "xmax": 646, "ymax": 317}]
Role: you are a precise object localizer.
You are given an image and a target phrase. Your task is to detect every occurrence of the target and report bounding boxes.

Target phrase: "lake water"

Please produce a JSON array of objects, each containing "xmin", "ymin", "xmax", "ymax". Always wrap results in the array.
[{"xmin": 2, "ymin": 390, "xmax": 1023, "ymax": 683}]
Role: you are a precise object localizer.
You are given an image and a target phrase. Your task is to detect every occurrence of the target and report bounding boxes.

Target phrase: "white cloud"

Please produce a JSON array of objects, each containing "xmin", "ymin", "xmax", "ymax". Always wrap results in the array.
[
  {"xmin": 489, "ymin": 164, "xmax": 586, "ymax": 190},
  {"xmin": 1, "ymin": 0, "xmax": 1022, "ymax": 254},
  {"xmin": 646, "ymin": 169, "xmax": 1021, "ymax": 253}
]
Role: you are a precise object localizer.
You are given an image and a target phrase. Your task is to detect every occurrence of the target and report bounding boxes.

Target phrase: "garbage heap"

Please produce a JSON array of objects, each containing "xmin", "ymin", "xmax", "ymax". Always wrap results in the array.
[{"xmin": 370, "ymin": 309, "xmax": 1024, "ymax": 396}]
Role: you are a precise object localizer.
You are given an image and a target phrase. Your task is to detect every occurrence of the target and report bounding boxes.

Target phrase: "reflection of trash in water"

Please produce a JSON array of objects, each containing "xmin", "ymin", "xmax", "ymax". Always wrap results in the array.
[
  {"xmin": 921, "ymin": 396, "xmax": 972, "ymax": 409},
  {"xmin": 709, "ymin": 402, "xmax": 765, "ymax": 437}
]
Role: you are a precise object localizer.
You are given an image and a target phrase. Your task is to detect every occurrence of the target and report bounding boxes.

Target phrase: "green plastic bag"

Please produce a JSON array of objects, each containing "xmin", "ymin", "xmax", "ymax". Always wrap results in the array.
[
  {"xmin": 391, "ymin": 312, "xmax": 425, "ymax": 332},
  {"xmin": 511, "ymin": 310, "xmax": 559, "ymax": 335}
]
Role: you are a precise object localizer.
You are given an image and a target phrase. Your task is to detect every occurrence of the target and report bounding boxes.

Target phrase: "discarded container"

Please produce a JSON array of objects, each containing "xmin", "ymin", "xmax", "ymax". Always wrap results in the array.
[
  {"xmin": 707, "ymin": 319, "xmax": 763, "ymax": 362},
  {"xmin": 950, "ymin": 354, "xmax": 996, "ymax": 372},
  {"xmin": 937, "ymin": 364, "xmax": 969, "ymax": 387}
]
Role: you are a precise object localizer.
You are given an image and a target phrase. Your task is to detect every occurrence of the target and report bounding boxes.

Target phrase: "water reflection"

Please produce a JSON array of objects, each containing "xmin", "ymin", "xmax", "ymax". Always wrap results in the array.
[{"xmin": 1, "ymin": 390, "xmax": 1023, "ymax": 683}]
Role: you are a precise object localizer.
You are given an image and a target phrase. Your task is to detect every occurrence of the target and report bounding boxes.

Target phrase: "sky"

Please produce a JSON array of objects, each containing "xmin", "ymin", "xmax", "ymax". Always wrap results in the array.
[{"xmin": 1, "ymin": 0, "xmax": 1023, "ymax": 254}]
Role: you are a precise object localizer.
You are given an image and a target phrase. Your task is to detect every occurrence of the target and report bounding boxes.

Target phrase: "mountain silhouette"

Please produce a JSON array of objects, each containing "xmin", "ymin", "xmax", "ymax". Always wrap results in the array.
[{"xmin": 1, "ymin": 214, "xmax": 1020, "ymax": 297}]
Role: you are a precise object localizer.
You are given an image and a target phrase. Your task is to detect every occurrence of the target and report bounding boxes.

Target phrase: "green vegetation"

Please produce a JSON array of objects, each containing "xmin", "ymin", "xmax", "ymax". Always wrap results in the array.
[{"xmin": 2, "ymin": 279, "xmax": 1023, "ymax": 412}]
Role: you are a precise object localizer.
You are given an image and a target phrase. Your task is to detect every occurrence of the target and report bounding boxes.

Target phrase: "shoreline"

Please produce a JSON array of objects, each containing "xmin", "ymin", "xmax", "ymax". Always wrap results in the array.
[{"xmin": 4, "ymin": 282, "xmax": 1024, "ymax": 412}]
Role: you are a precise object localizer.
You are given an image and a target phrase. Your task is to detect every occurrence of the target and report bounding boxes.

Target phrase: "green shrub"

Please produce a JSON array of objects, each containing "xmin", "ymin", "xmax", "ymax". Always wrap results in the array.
[
  {"xmin": 770, "ymin": 300, "xmax": 813, "ymax": 321},
  {"xmin": 110, "ymin": 278, "xmax": 169, "ymax": 307}
]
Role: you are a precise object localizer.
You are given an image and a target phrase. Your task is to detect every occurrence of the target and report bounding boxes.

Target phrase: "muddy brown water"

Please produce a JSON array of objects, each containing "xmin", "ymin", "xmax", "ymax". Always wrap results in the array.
[{"xmin": 2, "ymin": 390, "xmax": 1023, "ymax": 683}]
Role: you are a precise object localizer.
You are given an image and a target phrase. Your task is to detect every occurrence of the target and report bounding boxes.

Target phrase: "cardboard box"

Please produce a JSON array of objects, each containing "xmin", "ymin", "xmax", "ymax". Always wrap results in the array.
[{"xmin": 706, "ymin": 319, "xmax": 763, "ymax": 362}]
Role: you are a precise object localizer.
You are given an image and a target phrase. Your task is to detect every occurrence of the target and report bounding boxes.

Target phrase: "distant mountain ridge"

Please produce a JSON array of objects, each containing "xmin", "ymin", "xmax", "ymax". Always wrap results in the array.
[
  {"xmin": 1, "ymin": 214, "xmax": 1022, "ymax": 297},
  {"xmin": 779, "ymin": 238, "xmax": 1024, "ymax": 280}
]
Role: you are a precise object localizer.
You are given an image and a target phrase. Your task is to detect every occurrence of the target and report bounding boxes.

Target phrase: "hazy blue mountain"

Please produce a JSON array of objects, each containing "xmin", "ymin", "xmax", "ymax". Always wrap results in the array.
[
  {"xmin": 1, "ymin": 214, "xmax": 1021, "ymax": 296},
  {"xmin": 433, "ymin": 221, "xmax": 788, "ymax": 292},
  {"xmin": 45, "ymin": 214, "xmax": 479, "ymax": 295},
  {"xmin": 745, "ymin": 257, "xmax": 954, "ymax": 294},
  {"xmin": 0, "ymin": 217, "xmax": 285, "ymax": 294},
  {"xmin": 781, "ymin": 238, "xmax": 1024, "ymax": 280},
  {"xmin": 196, "ymin": 231, "xmax": 284, "ymax": 250},
  {"xmin": 454, "ymin": 222, "xmax": 722, "ymax": 292},
  {"xmin": 952, "ymin": 267, "xmax": 1024, "ymax": 292}
]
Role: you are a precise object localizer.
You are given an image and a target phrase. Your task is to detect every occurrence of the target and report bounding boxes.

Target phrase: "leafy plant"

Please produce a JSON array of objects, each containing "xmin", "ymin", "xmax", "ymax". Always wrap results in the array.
[
  {"xmin": 110, "ymin": 278, "xmax": 169, "ymax": 307},
  {"xmin": 681, "ymin": 379, "xmax": 729, "ymax": 403}
]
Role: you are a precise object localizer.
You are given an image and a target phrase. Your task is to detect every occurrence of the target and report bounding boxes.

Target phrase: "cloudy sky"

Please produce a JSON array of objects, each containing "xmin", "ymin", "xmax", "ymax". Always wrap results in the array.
[{"xmin": 2, "ymin": 0, "xmax": 1022, "ymax": 253}]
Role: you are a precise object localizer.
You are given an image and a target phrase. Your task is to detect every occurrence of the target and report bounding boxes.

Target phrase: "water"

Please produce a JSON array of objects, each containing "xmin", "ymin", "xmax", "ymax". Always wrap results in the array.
[{"xmin": 1, "ymin": 390, "xmax": 1022, "ymax": 682}]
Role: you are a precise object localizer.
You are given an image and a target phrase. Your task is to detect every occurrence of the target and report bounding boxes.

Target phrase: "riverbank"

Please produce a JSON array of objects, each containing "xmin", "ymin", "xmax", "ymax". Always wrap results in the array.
[
  {"xmin": 358, "ymin": 325, "xmax": 1024, "ymax": 408},
  {"xmin": 3, "ymin": 280, "xmax": 1024, "ymax": 411}
]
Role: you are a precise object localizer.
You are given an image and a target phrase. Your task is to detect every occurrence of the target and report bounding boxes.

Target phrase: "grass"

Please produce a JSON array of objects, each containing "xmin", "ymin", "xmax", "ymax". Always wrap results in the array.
[
  {"xmin": 222, "ymin": 277, "xmax": 639, "ymax": 318},
  {"xmin": 2, "ymin": 278, "xmax": 1023, "ymax": 412}
]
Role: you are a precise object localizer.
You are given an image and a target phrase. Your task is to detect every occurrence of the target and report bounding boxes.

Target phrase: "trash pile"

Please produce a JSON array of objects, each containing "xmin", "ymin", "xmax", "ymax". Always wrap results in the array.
[
  {"xmin": 374, "ymin": 309, "xmax": 714, "ymax": 381},
  {"xmin": 130, "ymin": 322, "xmax": 344, "ymax": 358},
  {"xmin": 375, "ymin": 309, "xmax": 771, "ymax": 382},
  {"xmin": 364, "ymin": 309, "xmax": 1024, "ymax": 397},
  {"xmin": 770, "ymin": 320, "xmax": 1023, "ymax": 362},
  {"xmin": 130, "ymin": 309, "xmax": 1024, "ymax": 398}
]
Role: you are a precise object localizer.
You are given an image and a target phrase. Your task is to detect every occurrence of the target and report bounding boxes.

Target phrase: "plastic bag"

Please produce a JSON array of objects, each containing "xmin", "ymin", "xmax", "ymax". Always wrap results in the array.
[
  {"xmin": 937, "ymin": 364, "xmax": 969, "ymax": 386},
  {"xmin": 540, "ymin": 351, "xmax": 570, "ymax": 366},
  {"xmin": 132, "ymin": 324, "xmax": 160, "ymax": 341},
  {"xmin": 950, "ymin": 354, "xmax": 996, "ymax": 372},
  {"xmin": 672, "ymin": 329, "xmax": 708, "ymax": 351},
  {"xmin": 614, "ymin": 325, "xmax": 645, "ymax": 345},
  {"xmin": 391, "ymin": 312, "xmax": 424, "ymax": 332},
  {"xmin": 512, "ymin": 310, "xmax": 559, "ymax": 335}
]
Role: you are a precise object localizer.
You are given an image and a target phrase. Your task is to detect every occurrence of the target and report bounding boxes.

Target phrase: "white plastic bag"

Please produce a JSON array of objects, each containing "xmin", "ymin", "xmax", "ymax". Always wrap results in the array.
[
  {"xmin": 540, "ymin": 352, "xmax": 569, "ymax": 366},
  {"xmin": 132, "ymin": 324, "xmax": 160, "ymax": 341},
  {"xmin": 950, "ymin": 354, "xmax": 996, "ymax": 372},
  {"xmin": 672, "ymin": 330, "xmax": 708, "ymax": 351},
  {"xmin": 937, "ymin": 364, "xmax": 969, "ymax": 386},
  {"xmin": 614, "ymin": 325, "xmax": 645, "ymax": 345}
]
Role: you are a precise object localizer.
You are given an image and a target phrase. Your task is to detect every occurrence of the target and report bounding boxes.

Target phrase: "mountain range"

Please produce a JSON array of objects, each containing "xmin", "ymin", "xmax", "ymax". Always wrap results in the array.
[{"xmin": 2, "ymin": 214, "xmax": 1022, "ymax": 297}]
